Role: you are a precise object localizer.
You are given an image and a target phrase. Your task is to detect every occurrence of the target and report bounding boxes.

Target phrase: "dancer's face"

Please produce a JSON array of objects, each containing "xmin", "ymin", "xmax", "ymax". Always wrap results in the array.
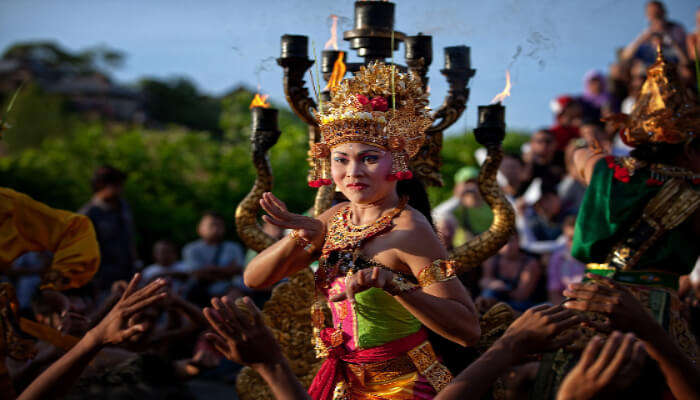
[{"xmin": 331, "ymin": 142, "xmax": 395, "ymax": 204}]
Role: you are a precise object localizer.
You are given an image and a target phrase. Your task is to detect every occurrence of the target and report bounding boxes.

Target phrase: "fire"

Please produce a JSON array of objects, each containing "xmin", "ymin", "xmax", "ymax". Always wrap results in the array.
[
  {"xmin": 325, "ymin": 52, "xmax": 346, "ymax": 91},
  {"xmin": 249, "ymin": 93, "xmax": 270, "ymax": 109},
  {"xmin": 490, "ymin": 70, "xmax": 512, "ymax": 104},
  {"xmin": 324, "ymin": 14, "xmax": 339, "ymax": 50}
]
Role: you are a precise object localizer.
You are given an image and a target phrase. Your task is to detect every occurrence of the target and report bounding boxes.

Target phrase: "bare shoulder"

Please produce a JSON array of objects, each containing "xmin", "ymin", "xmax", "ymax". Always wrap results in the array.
[{"xmin": 390, "ymin": 206, "xmax": 447, "ymax": 261}]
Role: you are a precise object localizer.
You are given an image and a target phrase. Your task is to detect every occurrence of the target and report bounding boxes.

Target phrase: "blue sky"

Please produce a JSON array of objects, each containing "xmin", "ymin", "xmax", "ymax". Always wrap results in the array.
[{"xmin": 0, "ymin": 0, "xmax": 697, "ymax": 133}]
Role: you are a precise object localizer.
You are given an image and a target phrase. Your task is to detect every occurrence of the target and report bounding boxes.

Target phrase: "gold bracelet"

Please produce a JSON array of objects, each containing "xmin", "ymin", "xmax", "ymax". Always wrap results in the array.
[
  {"xmin": 417, "ymin": 259, "xmax": 457, "ymax": 287},
  {"xmin": 290, "ymin": 230, "xmax": 317, "ymax": 254}
]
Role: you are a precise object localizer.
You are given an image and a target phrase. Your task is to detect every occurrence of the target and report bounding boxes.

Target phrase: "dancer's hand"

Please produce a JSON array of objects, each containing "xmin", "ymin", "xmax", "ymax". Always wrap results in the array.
[
  {"xmin": 563, "ymin": 274, "xmax": 656, "ymax": 338},
  {"xmin": 557, "ymin": 332, "xmax": 646, "ymax": 400},
  {"xmin": 328, "ymin": 267, "xmax": 397, "ymax": 304},
  {"xmin": 499, "ymin": 304, "xmax": 583, "ymax": 363},
  {"xmin": 86, "ymin": 274, "xmax": 168, "ymax": 347},
  {"xmin": 203, "ymin": 296, "xmax": 283, "ymax": 369},
  {"xmin": 260, "ymin": 192, "xmax": 324, "ymax": 244}
]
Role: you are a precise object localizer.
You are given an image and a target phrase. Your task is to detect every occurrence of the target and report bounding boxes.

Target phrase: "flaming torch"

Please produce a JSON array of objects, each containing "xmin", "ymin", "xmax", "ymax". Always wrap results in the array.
[
  {"xmin": 249, "ymin": 93, "xmax": 278, "ymax": 132},
  {"xmin": 476, "ymin": 70, "xmax": 511, "ymax": 143},
  {"xmin": 322, "ymin": 15, "xmax": 344, "ymax": 79}
]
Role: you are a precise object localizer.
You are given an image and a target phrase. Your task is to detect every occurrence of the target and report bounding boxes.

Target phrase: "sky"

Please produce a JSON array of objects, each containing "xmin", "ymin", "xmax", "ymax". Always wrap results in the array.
[{"xmin": 0, "ymin": 0, "xmax": 697, "ymax": 133}]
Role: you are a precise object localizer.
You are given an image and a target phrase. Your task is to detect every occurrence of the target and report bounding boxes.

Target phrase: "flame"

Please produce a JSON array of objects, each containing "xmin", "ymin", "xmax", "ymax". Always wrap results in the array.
[
  {"xmin": 324, "ymin": 14, "xmax": 339, "ymax": 50},
  {"xmin": 249, "ymin": 93, "xmax": 270, "ymax": 109},
  {"xmin": 325, "ymin": 52, "xmax": 346, "ymax": 91},
  {"xmin": 490, "ymin": 70, "xmax": 512, "ymax": 104}
]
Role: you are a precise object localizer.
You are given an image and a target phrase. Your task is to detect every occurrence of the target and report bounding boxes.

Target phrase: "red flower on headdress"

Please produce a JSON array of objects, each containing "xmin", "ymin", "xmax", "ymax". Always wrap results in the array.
[
  {"xmin": 370, "ymin": 96, "xmax": 388, "ymax": 112},
  {"xmin": 356, "ymin": 94, "xmax": 370, "ymax": 105},
  {"xmin": 613, "ymin": 165, "xmax": 630, "ymax": 182}
]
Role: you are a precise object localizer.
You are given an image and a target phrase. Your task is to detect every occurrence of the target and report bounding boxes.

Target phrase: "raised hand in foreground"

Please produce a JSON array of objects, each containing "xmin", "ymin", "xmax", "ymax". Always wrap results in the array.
[
  {"xmin": 557, "ymin": 331, "xmax": 646, "ymax": 400},
  {"xmin": 436, "ymin": 304, "xmax": 583, "ymax": 400},
  {"xmin": 18, "ymin": 274, "xmax": 168, "ymax": 400},
  {"xmin": 203, "ymin": 295, "xmax": 309, "ymax": 400},
  {"xmin": 564, "ymin": 274, "xmax": 700, "ymax": 400}
]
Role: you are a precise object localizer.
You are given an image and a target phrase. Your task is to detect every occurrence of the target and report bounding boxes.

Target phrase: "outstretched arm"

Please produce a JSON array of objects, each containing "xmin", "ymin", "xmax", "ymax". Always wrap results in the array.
[
  {"xmin": 244, "ymin": 193, "xmax": 340, "ymax": 289},
  {"xmin": 437, "ymin": 305, "xmax": 582, "ymax": 400},
  {"xmin": 18, "ymin": 274, "xmax": 168, "ymax": 400},
  {"xmin": 204, "ymin": 296, "xmax": 309, "ymax": 400}
]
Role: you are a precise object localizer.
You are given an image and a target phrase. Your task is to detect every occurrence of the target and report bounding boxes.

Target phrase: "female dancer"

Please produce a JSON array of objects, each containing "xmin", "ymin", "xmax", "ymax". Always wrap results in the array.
[{"xmin": 245, "ymin": 63, "xmax": 480, "ymax": 400}]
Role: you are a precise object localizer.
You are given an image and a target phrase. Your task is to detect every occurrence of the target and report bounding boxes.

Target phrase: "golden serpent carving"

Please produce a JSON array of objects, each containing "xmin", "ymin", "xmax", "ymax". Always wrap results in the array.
[
  {"xmin": 450, "ymin": 143, "xmax": 516, "ymax": 271},
  {"xmin": 235, "ymin": 128, "xmax": 280, "ymax": 253}
]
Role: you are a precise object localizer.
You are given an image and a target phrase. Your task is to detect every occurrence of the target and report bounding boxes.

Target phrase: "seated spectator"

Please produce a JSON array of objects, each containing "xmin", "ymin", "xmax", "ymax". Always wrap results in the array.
[
  {"xmin": 141, "ymin": 240, "xmax": 188, "ymax": 293},
  {"xmin": 182, "ymin": 212, "xmax": 245, "ymax": 305},
  {"xmin": 548, "ymin": 96, "xmax": 583, "ymax": 153},
  {"xmin": 622, "ymin": 1, "xmax": 687, "ymax": 64},
  {"xmin": 9, "ymin": 252, "xmax": 51, "ymax": 314},
  {"xmin": 520, "ymin": 129, "xmax": 566, "ymax": 195},
  {"xmin": 547, "ymin": 215, "xmax": 585, "ymax": 304},
  {"xmin": 479, "ymin": 235, "xmax": 541, "ymax": 311},
  {"xmin": 432, "ymin": 166, "xmax": 493, "ymax": 245},
  {"xmin": 517, "ymin": 188, "xmax": 568, "ymax": 255},
  {"xmin": 582, "ymin": 70, "xmax": 612, "ymax": 115}
]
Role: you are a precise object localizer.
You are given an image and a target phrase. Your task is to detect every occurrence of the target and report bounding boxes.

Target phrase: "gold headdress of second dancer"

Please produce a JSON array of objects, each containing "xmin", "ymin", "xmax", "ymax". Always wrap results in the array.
[
  {"xmin": 606, "ymin": 46, "xmax": 700, "ymax": 147},
  {"xmin": 309, "ymin": 62, "xmax": 432, "ymax": 187}
]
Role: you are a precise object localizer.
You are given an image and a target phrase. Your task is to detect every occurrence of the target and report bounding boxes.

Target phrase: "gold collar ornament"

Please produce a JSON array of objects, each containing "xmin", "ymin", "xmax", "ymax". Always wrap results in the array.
[
  {"xmin": 605, "ymin": 46, "xmax": 700, "ymax": 147},
  {"xmin": 309, "ymin": 62, "xmax": 432, "ymax": 187}
]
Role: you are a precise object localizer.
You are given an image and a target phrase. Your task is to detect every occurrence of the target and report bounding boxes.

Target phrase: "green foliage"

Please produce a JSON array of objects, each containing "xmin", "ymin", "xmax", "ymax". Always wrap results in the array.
[
  {"xmin": 1, "ymin": 83, "xmax": 75, "ymax": 152},
  {"xmin": 3, "ymin": 41, "xmax": 124, "ymax": 74},
  {"xmin": 140, "ymin": 77, "xmax": 223, "ymax": 135}
]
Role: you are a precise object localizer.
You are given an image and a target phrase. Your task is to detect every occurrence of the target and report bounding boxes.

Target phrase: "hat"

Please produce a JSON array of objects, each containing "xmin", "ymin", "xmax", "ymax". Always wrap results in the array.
[{"xmin": 454, "ymin": 166, "xmax": 479, "ymax": 183}]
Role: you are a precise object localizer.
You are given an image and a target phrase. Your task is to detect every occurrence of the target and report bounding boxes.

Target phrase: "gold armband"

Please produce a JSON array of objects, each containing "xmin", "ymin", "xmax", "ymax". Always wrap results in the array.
[
  {"xmin": 417, "ymin": 259, "xmax": 457, "ymax": 287},
  {"xmin": 290, "ymin": 230, "xmax": 318, "ymax": 255},
  {"xmin": 384, "ymin": 274, "xmax": 419, "ymax": 296}
]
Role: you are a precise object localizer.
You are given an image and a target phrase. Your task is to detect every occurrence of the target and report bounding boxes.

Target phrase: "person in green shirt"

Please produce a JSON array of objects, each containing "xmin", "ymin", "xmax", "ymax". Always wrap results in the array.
[{"xmin": 433, "ymin": 166, "xmax": 494, "ymax": 248}]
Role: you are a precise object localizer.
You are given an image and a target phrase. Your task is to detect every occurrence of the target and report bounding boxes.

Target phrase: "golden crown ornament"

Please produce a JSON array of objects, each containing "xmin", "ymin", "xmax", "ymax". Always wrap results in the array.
[{"xmin": 309, "ymin": 62, "xmax": 432, "ymax": 187}]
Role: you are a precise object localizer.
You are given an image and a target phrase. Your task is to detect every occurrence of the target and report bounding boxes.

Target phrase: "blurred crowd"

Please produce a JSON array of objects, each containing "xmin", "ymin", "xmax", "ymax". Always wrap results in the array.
[
  {"xmin": 3, "ymin": 2, "xmax": 700, "ymax": 400},
  {"xmin": 434, "ymin": 1, "xmax": 700, "ymax": 317}
]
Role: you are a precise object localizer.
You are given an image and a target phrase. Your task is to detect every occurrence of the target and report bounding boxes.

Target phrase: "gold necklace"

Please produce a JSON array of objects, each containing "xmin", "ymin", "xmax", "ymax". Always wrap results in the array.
[{"xmin": 322, "ymin": 196, "xmax": 408, "ymax": 254}]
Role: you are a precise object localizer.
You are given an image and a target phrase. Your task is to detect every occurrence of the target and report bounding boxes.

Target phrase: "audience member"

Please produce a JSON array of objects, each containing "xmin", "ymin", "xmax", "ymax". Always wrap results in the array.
[
  {"xmin": 79, "ymin": 165, "xmax": 139, "ymax": 291},
  {"xmin": 520, "ymin": 129, "xmax": 566, "ymax": 194},
  {"xmin": 479, "ymin": 235, "xmax": 541, "ymax": 311},
  {"xmin": 622, "ymin": 1, "xmax": 687, "ymax": 64},
  {"xmin": 142, "ymin": 240, "xmax": 189, "ymax": 293},
  {"xmin": 582, "ymin": 70, "xmax": 613, "ymax": 114},
  {"xmin": 548, "ymin": 97, "xmax": 582, "ymax": 153},
  {"xmin": 547, "ymin": 215, "xmax": 585, "ymax": 304},
  {"xmin": 182, "ymin": 212, "xmax": 245, "ymax": 305},
  {"xmin": 433, "ymin": 166, "xmax": 493, "ymax": 243}
]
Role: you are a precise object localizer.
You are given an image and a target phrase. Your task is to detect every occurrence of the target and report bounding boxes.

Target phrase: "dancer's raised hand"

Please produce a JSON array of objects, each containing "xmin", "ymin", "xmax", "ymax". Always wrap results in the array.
[{"xmin": 260, "ymin": 192, "xmax": 324, "ymax": 243}]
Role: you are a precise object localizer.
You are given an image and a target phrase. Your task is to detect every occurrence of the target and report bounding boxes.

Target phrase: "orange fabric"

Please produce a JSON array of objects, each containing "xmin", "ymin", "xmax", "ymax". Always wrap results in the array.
[{"xmin": 0, "ymin": 188, "xmax": 99, "ymax": 290}]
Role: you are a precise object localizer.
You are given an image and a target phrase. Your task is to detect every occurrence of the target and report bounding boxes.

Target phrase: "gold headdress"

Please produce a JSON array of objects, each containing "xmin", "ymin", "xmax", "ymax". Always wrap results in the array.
[
  {"xmin": 605, "ymin": 46, "xmax": 700, "ymax": 147},
  {"xmin": 309, "ymin": 62, "xmax": 432, "ymax": 186}
]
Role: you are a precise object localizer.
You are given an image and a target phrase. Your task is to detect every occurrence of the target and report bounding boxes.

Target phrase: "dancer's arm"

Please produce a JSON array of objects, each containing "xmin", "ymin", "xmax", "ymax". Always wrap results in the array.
[
  {"xmin": 204, "ymin": 296, "xmax": 309, "ymax": 400},
  {"xmin": 18, "ymin": 274, "xmax": 168, "ymax": 400},
  {"xmin": 331, "ymin": 218, "xmax": 481, "ymax": 346},
  {"xmin": 437, "ymin": 305, "xmax": 582, "ymax": 400},
  {"xmin": 244, "ymin": 192, "xmax": 340, "ymax": 289}
]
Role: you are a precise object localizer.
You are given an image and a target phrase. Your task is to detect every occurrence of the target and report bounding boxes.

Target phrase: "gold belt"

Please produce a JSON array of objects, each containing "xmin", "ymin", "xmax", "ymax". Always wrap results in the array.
[{"xmin": 344, "ymin": 341, "xmax": 453, "ymax": 391}]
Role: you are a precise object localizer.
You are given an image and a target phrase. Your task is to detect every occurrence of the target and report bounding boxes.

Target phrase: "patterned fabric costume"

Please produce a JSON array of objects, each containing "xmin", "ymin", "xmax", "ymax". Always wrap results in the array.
[
  {"xmin": 304, "ymin": 62, "xmax": 454, "ymax": 400},
  {"xmin": 309, "ymin": 199, "xmax": 454, "ymax": 400}
]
